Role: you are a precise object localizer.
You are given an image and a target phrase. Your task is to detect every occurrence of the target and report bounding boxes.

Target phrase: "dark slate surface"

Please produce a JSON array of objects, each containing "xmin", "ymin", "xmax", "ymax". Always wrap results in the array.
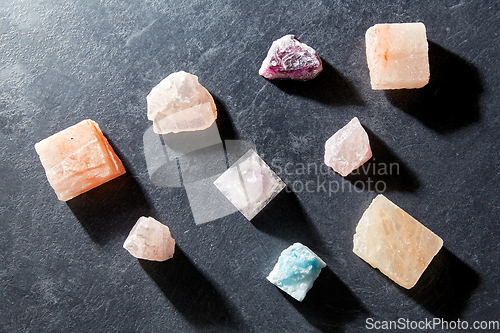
[{"xmin": 1, "ymin": 1, "xmax": 499, "ymax": 332}]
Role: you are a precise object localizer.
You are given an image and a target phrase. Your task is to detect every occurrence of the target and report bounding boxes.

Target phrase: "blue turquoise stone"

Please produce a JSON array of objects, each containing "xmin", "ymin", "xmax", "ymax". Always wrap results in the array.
[{"xmin": 266, "ymin": 243, "xmax": 326, "ymax": 301}]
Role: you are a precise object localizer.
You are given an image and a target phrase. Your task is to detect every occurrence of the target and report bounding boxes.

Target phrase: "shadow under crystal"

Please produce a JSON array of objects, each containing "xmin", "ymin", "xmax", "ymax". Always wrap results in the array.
[
  {"xmin": 269, "ymin": 58, "xmax": 364, "ymax": 106},
  {"xmin": 139, "ymin": 246, "xmax": 245, "ymax": 328},
  {"xmin": 281, "ymin": 266, "xmax": 368, "ymax": 332},
  {"xmin": 251, "ymin": 189, "xmax": 329, "ymax": 256},
  {"xmin": 402, "ymin": 247, "xmax": 480, "ymax": 321},
  {"xmin": 386, "ymin": 41, "xmax": 483, "ymax": 133},
  {"xmin": 345, "ymin": 127, "xmax": 420, "ymax": 193},
  {"xmin": 67, "ymin": 173, "xmax": 151, "ymax": 244},
  {"xmin": 213, "ymin": 95, "xmax": 239, "ymax": 141}
]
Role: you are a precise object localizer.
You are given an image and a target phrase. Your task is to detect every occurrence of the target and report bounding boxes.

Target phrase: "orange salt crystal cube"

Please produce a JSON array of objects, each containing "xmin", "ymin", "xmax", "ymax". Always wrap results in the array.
[
  {"xmin": 35, "ymin": 119, "xmax": 126, "ymax": 201},
  {"xmin": 366, "ymin": 22, "xmax": 430, "ymax": 90}
]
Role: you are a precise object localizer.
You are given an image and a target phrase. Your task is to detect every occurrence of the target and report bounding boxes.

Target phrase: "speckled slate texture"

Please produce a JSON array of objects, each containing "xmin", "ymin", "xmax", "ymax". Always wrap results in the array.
[{"xmin": 1, "ymin": 1, "xmax": 499, "ymax": 332}]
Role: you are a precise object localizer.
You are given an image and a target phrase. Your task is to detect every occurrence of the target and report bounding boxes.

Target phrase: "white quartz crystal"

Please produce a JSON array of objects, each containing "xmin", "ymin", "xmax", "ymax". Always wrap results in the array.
[
  {"xmin": 123, "ymin": 216, "xmax": 175, "ymax": 261},
  {"xmin": 213, "ymin": 149, "xmax": 285, "ymax": 220},
  {"xmin": 147, "ymin": 71, "xmax": 217, "ymax": 134}
]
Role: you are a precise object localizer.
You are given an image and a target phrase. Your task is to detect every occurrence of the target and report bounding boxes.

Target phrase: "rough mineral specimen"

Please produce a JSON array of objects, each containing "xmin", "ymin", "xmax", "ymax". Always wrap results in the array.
[
  {"xmin": 259, "ymin": 34, "xmax": 323, "ymax": 81},
  {"xmin": 213, "ymin": 149, "xmax": 285, "ymax": 220},
  {"xmin": 123, "ymin": 216, "xmax": 176, "ymax": 262},
  {"xmin": 147, "ymin": 71, "xmax": 217, "ymax": 134},
  {"xmin": 353, "ymin": 195, "xmax": 443, "ymax": 289},
  {"xmin": 324, "ymin": 117, "xmax": 372, "ymax": 177},
  {"xmin": 366, "ymin": 22, "xmax": 430, "ymax": 90},
  {"xmin": 34, "ymin": 119, "xmax": 126, "ymax": 201},
  {"xmin": 267, "ymin": 243, "xmax": 326, "ymax": 302}
]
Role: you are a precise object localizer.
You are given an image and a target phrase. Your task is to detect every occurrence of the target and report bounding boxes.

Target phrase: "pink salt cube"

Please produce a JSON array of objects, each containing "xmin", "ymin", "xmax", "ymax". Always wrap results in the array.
[
  {"xmin": 366, "ymin": 22, "xmax": 430, "ymax": 90},
  {"xmin": 324, "ymin": 117, "xmax": 372, "ymax": 177},
  {"xmin": 35, "ymin": 119, "xmax": 126, "ymax": 201}
]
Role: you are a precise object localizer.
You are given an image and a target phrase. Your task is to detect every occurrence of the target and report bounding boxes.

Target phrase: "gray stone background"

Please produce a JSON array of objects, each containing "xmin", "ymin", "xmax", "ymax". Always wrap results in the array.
[{"xmin": 1, "ymin": 0, "xmax": 499, "ymax": 332}]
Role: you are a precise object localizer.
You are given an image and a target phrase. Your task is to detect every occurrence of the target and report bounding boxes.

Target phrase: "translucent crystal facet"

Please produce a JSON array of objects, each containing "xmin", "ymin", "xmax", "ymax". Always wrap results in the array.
[
  {"xmin": 324, "ymin": 117, "xmax": 372, "ymax": 177},
  {"xmin": 213, "ymin": 149, "xmax": 285, "ymax": 220},
  {"xmin": 366, "ymin": 23, "xmax": 430, "ymax": 90},
  {"xmin": 34, "ymin": 119, "xmax": 126, "ymax": 201},
  {"xmin": 123, "ymin": 217, "xmax": 175, "ymax": 262},
  {"xmin": 353, "ymin": 195, "xmax": 443, "ymax": 289},
  {"xmin": 267, "ymin": 243, "xmax": 326, "ymax": 302},
  {"xmin": 147, "ymin": 71, "xmax": 217, "ymax": 134},
  {"xmin": 259, "ymin": 35, "xmax": 323, "ymax": 81}
]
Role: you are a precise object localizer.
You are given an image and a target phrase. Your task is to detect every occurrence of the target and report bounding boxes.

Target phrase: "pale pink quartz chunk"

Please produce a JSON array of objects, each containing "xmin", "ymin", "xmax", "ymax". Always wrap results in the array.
[
  {"xmin": 34, "ymin": 119, "xmax": 126, "ymax": 201},
  {"xmin": 147, "ymin": 71, "xmax": 217, "ymax": 134},
  {"xmin": 366, "ymin": 22, "xmax": 430, "ymax": 90},
  {"xmin": 259, "ymin": 35, "xmax": 323, "ymax": 81},
  {"xmin": 214, "ymin": 149, "xmax": 285, "ymax": 220},
  {"xmin": 123, "ymin": 217, "xmax": 176, "ymax": 262},
  {"xmin": 324, "ymin": 117, "xmax": 372, "ymax": 177},
  {"xmin": 353, "ymin": 195, "xmax": 443, "ymax": 289}
]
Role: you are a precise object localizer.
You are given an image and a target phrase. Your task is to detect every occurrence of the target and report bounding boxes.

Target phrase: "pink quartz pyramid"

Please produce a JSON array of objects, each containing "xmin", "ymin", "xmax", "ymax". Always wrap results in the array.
[
  {"xmin": 324, "ymin": 117, "xmax": 372, "ymax": 177},
  {"xmin": 259, "ymin": 35, "xmax": 323, "ymax": 81},
  {"xmin": 366, "ymin": 23, "xmax": 430, "ymax": 90}
]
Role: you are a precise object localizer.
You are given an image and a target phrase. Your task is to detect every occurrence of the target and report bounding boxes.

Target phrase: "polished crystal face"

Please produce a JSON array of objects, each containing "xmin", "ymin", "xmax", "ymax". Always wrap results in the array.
[{"xmin": 213, "ymin": 149, "xmax": 285, "ymax": 220}]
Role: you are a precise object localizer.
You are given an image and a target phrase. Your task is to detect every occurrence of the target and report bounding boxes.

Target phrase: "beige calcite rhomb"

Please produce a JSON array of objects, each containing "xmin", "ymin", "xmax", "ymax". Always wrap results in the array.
[
  {"xmin": 366, "ymin": 22, "xmax": 430, "ymax": 90},
  {"xmin": 147, "ymin": 71, "xmax": 217, "ymax": 134},
  {"xmin": 353, "ymin": 195, "xmax": 443, "ymax": 289}
]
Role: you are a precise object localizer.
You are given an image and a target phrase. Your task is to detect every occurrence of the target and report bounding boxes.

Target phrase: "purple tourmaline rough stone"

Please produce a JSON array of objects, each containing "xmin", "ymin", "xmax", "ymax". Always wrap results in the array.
[{"xmin": 259, "ymin": 35, "xmax": 323, "ymax": 81}]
